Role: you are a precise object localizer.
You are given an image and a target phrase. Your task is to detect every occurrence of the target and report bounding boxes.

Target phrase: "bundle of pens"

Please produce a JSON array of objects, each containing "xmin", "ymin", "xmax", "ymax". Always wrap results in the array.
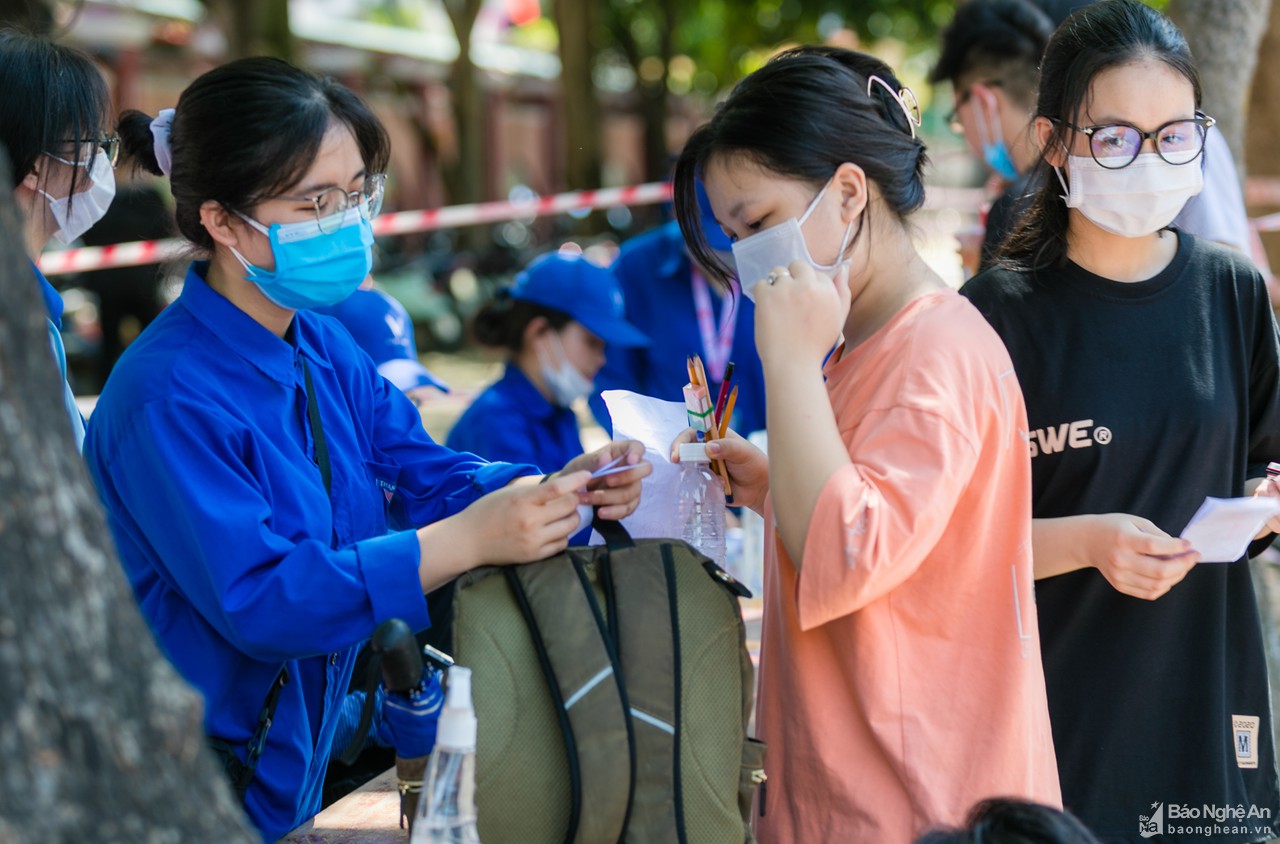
[{"xmin": 682, "ymin": 354, "xmax": 738, "ymax": 497}]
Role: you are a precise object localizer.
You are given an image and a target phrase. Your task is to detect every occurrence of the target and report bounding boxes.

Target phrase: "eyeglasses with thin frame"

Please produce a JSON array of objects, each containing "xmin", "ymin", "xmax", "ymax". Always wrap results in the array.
[
  {"xmin": 946, "ymin": 80, "xmax": 1002, "ymax": 135},
  {"xmin": 252, "ymin": 173, "xmax": 387, "ymax": 234},
  {"xmin": 56, "ymin": 135, "xmax": 121, "ymax": 168},
  {"xmin": 1060, "ymin": 113, "xmax": 1215, "ymax": 169}
]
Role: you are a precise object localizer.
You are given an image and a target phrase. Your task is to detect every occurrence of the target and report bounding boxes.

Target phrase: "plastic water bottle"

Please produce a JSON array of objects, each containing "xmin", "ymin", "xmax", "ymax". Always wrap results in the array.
[
  {"xmin": 737, "ymin": 431, "xmax": 768, "ymax": 606},
  {"xmin": 411, "ymin": 666, "xmax": 480, "ymax": 844},
  {"xmin": 677, "ymin": 442, "xmax": 726, "ymax": 567}
]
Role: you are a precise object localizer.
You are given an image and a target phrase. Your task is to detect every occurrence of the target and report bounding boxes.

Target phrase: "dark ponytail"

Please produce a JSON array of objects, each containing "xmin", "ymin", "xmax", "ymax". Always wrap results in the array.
[
  {"xmin": 472, "ymin": 290, "xmax": 572, "ymax": 353},
  {"xmin": 673, "ymin": 45, "xmax": 928, "ymax": 287},
  {"xmin": 999, "ymin": 0, "xmax": 1201, "ymax": 270},
  {"xmin": 116, "ymin": 110, "xmax": 165, "ymax": 177},
  {"xmin": 115, "ymin": 57, "xmax": 390, "ymax": 252}
]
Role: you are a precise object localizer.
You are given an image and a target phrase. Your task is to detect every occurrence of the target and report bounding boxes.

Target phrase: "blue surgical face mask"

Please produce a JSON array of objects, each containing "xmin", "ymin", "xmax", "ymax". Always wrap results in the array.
[
  {"xmin": 975, "ymin": 99, "xmax": 1019, "ymax": 181},
  {"xmin": 231, "ymin": 207, "xmax": 373, "ymax": 311}
]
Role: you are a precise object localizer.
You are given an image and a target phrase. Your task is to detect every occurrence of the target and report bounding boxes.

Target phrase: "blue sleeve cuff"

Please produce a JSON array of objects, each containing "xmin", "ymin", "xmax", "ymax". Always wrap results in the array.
[
  {"xmin": 353, "ymin": 530, "xmax": 431, "ymax": 632},
  {"xmin": 471, "ymin": 461, "xmax": 541, "ymax": 495}
]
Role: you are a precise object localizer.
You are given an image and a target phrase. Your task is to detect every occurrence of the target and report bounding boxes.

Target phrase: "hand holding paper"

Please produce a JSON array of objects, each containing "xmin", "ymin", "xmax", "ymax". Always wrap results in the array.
[
  {"xmin": 1179, "ymin": 495, "xmax": 1280, "ymax": 563},
  {"xmin": 559, "ymin": 440, "xmax": 652, "ymax": 528},
  {"xmin": 1073, "ymin": 513, "xmax": 1196, "ymax": 602}
]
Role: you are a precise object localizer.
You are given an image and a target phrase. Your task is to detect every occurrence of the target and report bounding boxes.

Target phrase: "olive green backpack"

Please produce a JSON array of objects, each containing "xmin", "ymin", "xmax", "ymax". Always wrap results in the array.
[{"xmin": 432, "ymin": 520, "xmax": 765, "ymax": 843}]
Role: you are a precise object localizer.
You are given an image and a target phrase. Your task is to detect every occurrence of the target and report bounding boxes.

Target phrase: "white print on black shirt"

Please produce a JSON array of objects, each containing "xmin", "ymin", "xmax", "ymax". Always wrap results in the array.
[{"xmin": 1028, "ymin": 418, "xmax": 1113, "ymax": 458}]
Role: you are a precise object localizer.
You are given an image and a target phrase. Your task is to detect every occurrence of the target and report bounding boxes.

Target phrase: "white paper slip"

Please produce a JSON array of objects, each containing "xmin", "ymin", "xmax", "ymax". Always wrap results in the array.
[
  {"xmin": 1179, "ymin": 496, "xmax": 1280, "ymax": 563},
  {"xmin": 587, "ymin": 390, "xmax": 691, "ymax": 544},
  {"xmin": 589, "ymin": 455, "xmax": 631, "ymax": 479}
]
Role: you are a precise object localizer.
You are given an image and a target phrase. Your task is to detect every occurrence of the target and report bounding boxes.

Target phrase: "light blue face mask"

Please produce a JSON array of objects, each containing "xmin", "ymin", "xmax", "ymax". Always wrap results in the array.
[
  {"xmin": 975, "ymin": 99, "xmax": 1019, "ymax": 181},
  {"xmin": 232, "ymin": 207, "xmax": 374, "ymax": 311}
]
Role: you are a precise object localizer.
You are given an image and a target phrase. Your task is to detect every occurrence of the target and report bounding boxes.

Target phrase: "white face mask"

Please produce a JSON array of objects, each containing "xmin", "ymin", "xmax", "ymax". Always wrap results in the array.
[
  {"xmin": 537, "ymin": 332, "xmax": 594, "ymax": 407},
  {"xmin": 1055, "ymin": 151, "xmax": 1203, "ymax": 238},
  {"xmin": 38, "ymin": 150, "xmax": 116, "ymax": 245},
  {"xmin": 730, "ymin": 177, "xmax": 854, "ymax": 303}
]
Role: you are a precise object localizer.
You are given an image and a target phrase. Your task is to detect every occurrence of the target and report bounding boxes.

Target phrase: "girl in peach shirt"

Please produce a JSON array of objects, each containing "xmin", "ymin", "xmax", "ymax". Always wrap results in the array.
[{"xmin": 672, "ymin": 46, "xmax": 1061, "ymax": 842}]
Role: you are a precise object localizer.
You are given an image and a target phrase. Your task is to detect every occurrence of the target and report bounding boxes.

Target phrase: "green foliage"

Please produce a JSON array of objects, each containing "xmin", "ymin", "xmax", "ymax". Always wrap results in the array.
[{"xmin": 536, "ymin": 0, "xmax": 956, "ymax": 109}]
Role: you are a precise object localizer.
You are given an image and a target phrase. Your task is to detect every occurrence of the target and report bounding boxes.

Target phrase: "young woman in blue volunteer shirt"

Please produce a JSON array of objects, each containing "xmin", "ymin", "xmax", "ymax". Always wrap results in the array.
[
  {"xmin": 0, "ymin": 31, "xmax": 118, "ymax": 451},
  {"xmin": 446, "ymin": 251, "xmax": 648, "ymax": 473},
  {"xmin": 86, "ymin": 58, "xmax": 649, "ymax": 842},
  {"xmin": 962, "ymin": 2, "xmax": 1280, "ymax": 839}
]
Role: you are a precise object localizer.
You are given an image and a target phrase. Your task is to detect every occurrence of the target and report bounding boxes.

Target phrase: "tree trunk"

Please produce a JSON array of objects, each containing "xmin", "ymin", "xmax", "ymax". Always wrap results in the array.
[
  {"xmin": 554, "ymin": 0, "xmax": 602, "ymax": 192},
  {"xmin": 0, "ymin": 150, "xmax": 256, "ymax": 842},
  {"xmin": 202, "ymin": 0, "xmax": 294, "ymax": 62},
  {"xmin": 442, "ymin": 0, "xmax": 487, "ymax": 205},
  {"xmin": 643, "ymin": 0, "xmax": 677, "ymax": 182},
  {"xmin": 1246, "ymin": 0, "xmax": 1280, "ymax": 272},
  {"xmin": 1166, "ymin": 0, "xmax": 1272, "ymax": 171}
]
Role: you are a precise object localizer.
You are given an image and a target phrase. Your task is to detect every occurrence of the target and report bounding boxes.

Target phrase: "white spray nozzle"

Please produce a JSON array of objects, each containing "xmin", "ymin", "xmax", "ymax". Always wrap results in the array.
[{"xmin": 436, "ymin": 665, "xmax": 478, "ymax": 751}]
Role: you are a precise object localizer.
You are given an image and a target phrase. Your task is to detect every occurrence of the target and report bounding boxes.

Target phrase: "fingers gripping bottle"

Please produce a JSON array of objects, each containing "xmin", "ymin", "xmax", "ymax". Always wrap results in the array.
[
  {"xmin": 411, "ymin": 666, "xmax": 480, "ymax": 844},
  {"xmin": 677, "ymin": 442, "xmax": 727, "ymax": 567}
]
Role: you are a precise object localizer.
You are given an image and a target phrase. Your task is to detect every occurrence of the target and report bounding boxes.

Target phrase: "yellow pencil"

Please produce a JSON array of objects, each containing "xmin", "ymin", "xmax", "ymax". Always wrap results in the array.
[{"xmin": 693, "ymin": 355, "xmax": 709, "ymax": 394}]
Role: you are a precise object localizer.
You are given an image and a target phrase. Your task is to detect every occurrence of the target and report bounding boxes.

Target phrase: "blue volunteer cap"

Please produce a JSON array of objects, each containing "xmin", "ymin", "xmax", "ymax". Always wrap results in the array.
[
  {"xmin": 510, "ymin": 252, "xmax": 650, "ymax": 348},
  {"xmin": 696, "ymin": 180, "xmax": 733, "ymax": 252},
  {"xmin": 317, "ymin": 287, "xmax": 450, "ymax": 393}
]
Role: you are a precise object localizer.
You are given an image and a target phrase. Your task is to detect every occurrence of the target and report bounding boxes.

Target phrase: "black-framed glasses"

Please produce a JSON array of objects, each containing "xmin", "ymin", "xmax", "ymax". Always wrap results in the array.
[
  {"xmin": 58, "ymin": 134, "xmax": 121, "ymax": 168},
  {"xmin": 945, "ymin": 79, "xmax": 1002, "ymax": 135},
  {"xmin": 253, "ymin": 173, "xmax": 387, "ymax": 234},
  {"xmin": 1062, "ymin": 113, "xmax": 1215, "ymax": 169}
]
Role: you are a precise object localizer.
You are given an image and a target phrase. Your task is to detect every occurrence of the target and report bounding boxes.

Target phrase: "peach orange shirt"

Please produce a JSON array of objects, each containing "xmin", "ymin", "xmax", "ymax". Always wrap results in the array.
[{"xmin": 754, "ymin": 290, "xmax": 1060, "ymax": 844}]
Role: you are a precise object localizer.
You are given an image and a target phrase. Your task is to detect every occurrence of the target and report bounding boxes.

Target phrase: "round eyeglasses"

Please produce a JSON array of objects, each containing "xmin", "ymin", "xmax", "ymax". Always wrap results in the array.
[
  {"xmin": 58, "ymin": 135, "xmax": 121, "ymax": 168},
  {"xmin": 1062, "ymin": 113, "xmax": 1215, "ymax": 169},
  {"xmin": 253, "ymin": 173, "xmax": 387, "ymax": 234}
]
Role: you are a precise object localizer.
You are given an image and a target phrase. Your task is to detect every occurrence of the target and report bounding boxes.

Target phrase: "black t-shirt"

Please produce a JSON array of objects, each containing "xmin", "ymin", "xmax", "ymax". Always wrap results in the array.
[{"xmin": 962, "ymin": 231, "xmax": 1280, "ymax": 843}]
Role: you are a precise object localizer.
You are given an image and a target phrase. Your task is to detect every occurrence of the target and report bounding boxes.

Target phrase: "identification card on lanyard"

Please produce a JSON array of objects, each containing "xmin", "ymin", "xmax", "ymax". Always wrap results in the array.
[{"xmin": 691, "ymin": 269, "xmax": 736, "ymax": 384}]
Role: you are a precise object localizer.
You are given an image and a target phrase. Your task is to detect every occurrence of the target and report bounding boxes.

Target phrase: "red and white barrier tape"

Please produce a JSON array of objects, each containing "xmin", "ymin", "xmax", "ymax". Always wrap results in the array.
[
  {"xmin": 1254, "ymin": 212, "xmax": 1280, "ymax": 234},
  {"xmin": 39, "ymin": 181, "xmax": 675, "ymax": 276},
  {"xmin": 36, "ymin": 177, "xmax": 1280, "ymax": 277}
]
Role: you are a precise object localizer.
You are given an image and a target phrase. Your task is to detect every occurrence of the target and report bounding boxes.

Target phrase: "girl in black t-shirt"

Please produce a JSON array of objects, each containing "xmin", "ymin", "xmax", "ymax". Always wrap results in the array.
[{"xmin": 962, "ymin": 1, "xmax": 1280, "ymax": 841}]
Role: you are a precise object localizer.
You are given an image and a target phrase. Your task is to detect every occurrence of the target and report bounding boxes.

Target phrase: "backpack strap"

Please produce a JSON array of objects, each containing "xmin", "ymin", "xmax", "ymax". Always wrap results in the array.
[
  {"xmin": 508, "ymin": 556, "xmax": 634, "ymax": 844},
  {"xmin": 604, "ymin": 539, "xmax": 686, "ymax": 844}
]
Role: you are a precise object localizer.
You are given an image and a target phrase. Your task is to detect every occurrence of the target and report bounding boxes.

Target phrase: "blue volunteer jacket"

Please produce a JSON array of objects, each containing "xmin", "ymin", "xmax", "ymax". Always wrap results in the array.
[
  {"xmin": 84, "ymin": 263, "xmax": 536, "ymax": 842},
  {"xmin": 445, "ymin": 363, "xmax": 584, "ymax": 474},
  {"xmin": 34, "ymin": 263, "xmax": 86, "ymax": 451},
  {"xmin": 589, "ymin": 221, "xmax": 768, "ymax": 436}
]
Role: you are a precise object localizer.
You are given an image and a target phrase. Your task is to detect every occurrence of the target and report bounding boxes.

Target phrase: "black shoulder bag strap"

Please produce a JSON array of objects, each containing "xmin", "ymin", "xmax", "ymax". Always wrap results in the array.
[{"xmin": 208, "ymin": 357, "xmax": 334, "ymax": 803}]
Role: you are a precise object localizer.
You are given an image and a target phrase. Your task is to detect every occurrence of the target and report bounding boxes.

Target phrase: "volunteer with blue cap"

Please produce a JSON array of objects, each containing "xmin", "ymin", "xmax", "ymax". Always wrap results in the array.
[
  {"xmin": 86, "ymin": 58, "xmax": 649, "ymax": 842},
  {"xmin": 589, "ymin": 184, "xmax": 768, "ymax": 436},
  {"xmin": 448, "ymin": 251, "xmax": 649, "ymax": 476},
  {"xmin": 1, "ymin": 32, "xmax": 118, "ymax": 451},
  {"xmin": 315, "ymin": 282, "xmax": 451, "ymax": 407}
]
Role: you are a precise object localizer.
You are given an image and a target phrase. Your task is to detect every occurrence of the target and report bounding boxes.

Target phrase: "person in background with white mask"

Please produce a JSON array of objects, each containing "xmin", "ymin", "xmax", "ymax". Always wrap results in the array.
[
  {"xmin": 670, "ymin": 44, "xmax": 1060, "ymax": 842},
  {"xmin": 447, "ymin": 252, "xmax": 648, "ymax": 528},
  {"xmin": 962, "ymin": 2, "xmax": 1280, "ymax": 839},
  {"xmin": 0, "ymin": 30, "xmax": 118, "ymax": 451}
]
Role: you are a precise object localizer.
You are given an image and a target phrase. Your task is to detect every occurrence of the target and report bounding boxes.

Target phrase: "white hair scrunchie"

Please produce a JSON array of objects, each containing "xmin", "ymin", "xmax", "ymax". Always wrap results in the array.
[{"xmin": 149, "ymin": 108, "xmax": 176, "ymax": 176}]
